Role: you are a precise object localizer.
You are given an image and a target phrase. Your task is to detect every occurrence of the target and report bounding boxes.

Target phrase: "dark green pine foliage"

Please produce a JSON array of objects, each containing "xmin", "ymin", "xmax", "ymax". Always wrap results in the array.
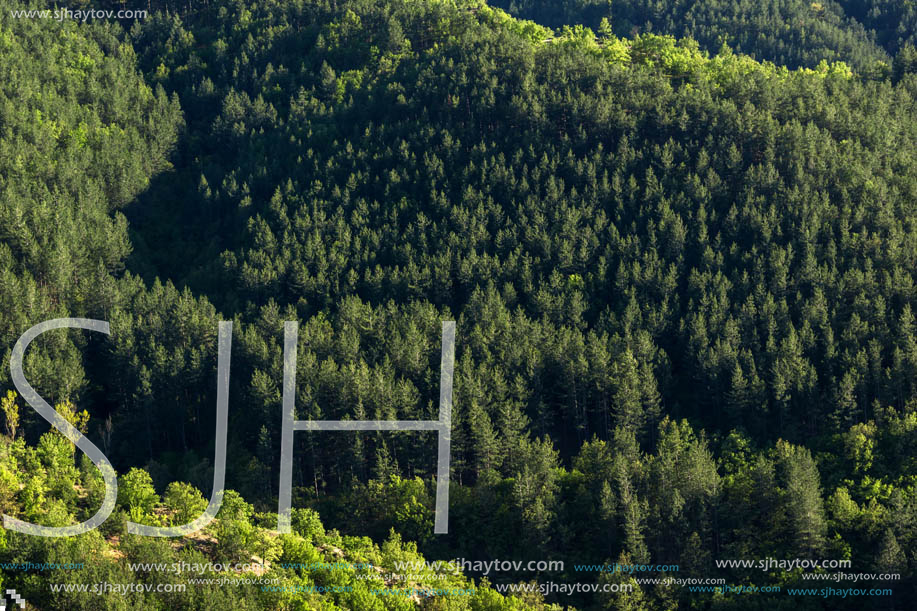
[{"xmin": 0, "ymin": 0, "xmax": 916, "ymax": 609}]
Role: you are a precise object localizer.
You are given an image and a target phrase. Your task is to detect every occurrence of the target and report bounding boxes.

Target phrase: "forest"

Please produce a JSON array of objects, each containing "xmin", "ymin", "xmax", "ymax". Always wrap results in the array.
[
  {"xmin": 491, "ymin": 0, "xmax": 917, "ymax": 71},
  {"xmin": 0, "ymin": 0, "xmax": 915, "ymax": 609}
]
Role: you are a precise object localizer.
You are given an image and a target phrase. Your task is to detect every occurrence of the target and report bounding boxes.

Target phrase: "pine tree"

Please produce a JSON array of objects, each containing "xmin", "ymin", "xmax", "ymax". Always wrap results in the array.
[
  {"xmin": 468, "ymin": 398, "xmax": 501, "ymax": 479},
  {"xmin": 777, "ymin": 441, "xmax": 826, "ymax": 556},
  {"xmin": 875, "ymin": 528, "xmax": 906, "ymax": 573},
  {"xmin": 612, "ymin": 349, "xmax": 646, "ymax": 437},
  {"xmin": 617, "ymin": 460, "xmax": 649, "ymax": 565}
]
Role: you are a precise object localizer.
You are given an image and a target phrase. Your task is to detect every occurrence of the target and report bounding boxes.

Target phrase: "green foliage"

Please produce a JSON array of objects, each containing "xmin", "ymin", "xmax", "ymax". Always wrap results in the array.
[
  {"xmin": 491, "ymin": 0, "xmax": 894, "ymax": 71},
  {"xmin": 213, "ymin": 489, "xmax": 257, "ymax": 562},
  {"xmin": 118, "ymin": 467, "xmax": 159, "ymax": 524},
  {"xmin": 163, "ymin": 481, "xmax": 207, "ymax": 525},
  {"xmin": 0, "ymin": 0, "xmax": 182, "ymax": 412},
  {"xmin": 0, "ymin": 391, "xmax": 19, "ymax": 439},
  {"xmin": 0, "ymin": 0, "xmax": 915, "ymax": 608}
]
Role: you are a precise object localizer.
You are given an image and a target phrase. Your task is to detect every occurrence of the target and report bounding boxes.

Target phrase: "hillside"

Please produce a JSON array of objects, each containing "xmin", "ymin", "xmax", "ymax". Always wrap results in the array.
[
  {"xmin": 491, "ymin": 0, "xmax": 917, "ymax": 71},
  {"xmin": 0, "ymin": 0, "xmax": 916, "ymax": 609}
]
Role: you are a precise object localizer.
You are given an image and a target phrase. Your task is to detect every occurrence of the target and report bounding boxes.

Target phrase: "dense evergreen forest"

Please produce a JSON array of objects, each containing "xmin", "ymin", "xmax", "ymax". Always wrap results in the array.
[
  {"xmin": 491, "ymin": 0, "xmax": 917, "ymax": 71},
  {"xmin": 1, "ymin": 0, "xmax": 916, "ymax": 609}
]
